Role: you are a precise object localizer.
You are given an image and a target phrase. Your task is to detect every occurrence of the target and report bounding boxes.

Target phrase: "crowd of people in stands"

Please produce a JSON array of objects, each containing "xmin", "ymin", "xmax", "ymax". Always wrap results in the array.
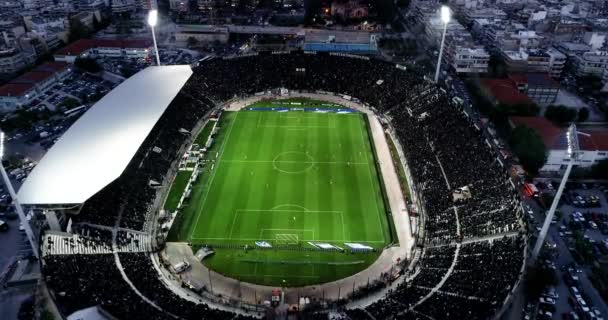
[
  {"xmin": 361, "ymin": 237, "xmax": 524, "ymax": 320},
  {"xmin": 43, "ymin": 51, "xmax": 525, "ymax": 320}
]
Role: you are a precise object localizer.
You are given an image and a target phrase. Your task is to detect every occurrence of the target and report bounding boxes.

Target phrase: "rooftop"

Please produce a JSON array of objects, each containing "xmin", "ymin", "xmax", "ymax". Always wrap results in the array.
[
  {"xmin": 482, "ymin": 79, "xmax": 533, "ymax": 105},
  {"xmin": 17, "ymin": 65, "xmax": 193, "ymax": 205},
  {"xmin": 558, "ymin": 42, "xmax": 592, "ymax": 52},
  {"xmin": 508, "ymin": 73, "xmax": 560, "ymax": 88},
  {"xmin": 455, "ymin": 46, "xmax": 489, "ymax": 56},
  {"xmin": 33, "ymin": 61, "xmax": 70, "ymax": 73},
  {"xmin": 510, "ymin": 116, "xmax": 608, "ymax": 151},
  {"xmin": 0, "ymin": 83, "xmax": 35, "ymax": 97},
  {"xmin": 0, "ymin": 61, "xmax": 70, "ymax": 98},
  {"xmin": 55, "ymin": 39, "xmax": 153, "ymax": 56},
  {"xmin": 14, "ymin": 71, "xmax": 55, "ymax": 84}
]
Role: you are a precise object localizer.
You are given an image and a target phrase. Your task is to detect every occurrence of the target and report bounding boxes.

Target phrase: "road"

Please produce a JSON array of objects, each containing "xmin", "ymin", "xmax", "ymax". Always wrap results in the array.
[{"xmin": 524, "ymin": 188, "xmax": 608, "ymax": 319}]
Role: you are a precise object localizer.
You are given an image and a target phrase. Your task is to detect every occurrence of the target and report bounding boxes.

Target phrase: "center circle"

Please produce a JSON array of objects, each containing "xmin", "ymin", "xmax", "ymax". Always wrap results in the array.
[{"xmin": 272, "ymin": 151, "xmax": 314, "ymax": 174}]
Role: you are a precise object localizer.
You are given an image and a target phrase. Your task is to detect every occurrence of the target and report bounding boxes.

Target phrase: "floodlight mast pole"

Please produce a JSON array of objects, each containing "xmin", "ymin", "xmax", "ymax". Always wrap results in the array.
[
  {"xmin": 148, "ymin": 10, "xmax": 161, "ymax": 66},
  {"xmin": 434, "ymin": 6, "xmax": 451, "ymax": 83},
  {"xmin": 0, "ymin": 132, "xmax": 39, "ymax": 259},
  {"xmin": 530, "ymin": 124, "xmax": 581, "ymax": 262}
]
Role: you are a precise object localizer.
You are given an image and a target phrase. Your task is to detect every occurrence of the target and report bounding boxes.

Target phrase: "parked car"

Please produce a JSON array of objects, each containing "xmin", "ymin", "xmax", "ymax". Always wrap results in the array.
[
  {"xmin": 540, "ymin": 297, "xmax": 556, "ymax": 305},
  {"xmin": 0, "ymin": 220, "xmax": 8, "ymax": 231},
  {"xmin": 0, "ymin": 211, "xmax": 17, "ymax": 220}
]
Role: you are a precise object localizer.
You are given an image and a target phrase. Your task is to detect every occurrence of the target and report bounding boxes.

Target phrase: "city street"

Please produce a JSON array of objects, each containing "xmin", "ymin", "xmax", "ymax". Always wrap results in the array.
[{"xmin": 524, "ymin": 183, "xmax": 608, "ymax": 319}]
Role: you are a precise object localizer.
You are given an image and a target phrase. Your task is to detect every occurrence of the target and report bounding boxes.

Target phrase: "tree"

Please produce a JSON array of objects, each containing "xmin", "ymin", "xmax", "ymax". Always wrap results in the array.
[
  {"xmin": 68, "ymin": 18, "xmax": 91, "ymax": 42},
  {"xmin": 578, "ymin": 75, "xmax": 603, "ymax": 95},
  {"xmin": 545, "ymin": 105, "xmax": 577, "ymax": 124},
  {"xmin": 509, "ymin": 102, "xmax": 540, "ymax": 116},
  {"xmin": 524, "ymin": 263, "xmax": 558, "ymax": 299},
  {"xmin": 187, "ymin": 36, "xmax": 198, "ymax": 48},
  {"xmin": 92, "ymin": 15, "xmax": 101, "ymax": 31},
  {"xmin": 591, "ymin": 159, "xmax": 608, "ymax": 180},
  {"xmin": 374, "ymin": 0, "xmax": 397, "ymax": 24},
  {"xmin": 495, "ymin": 102, "xmax": 540, "ymax": 118},
  {"xmin": 508, "ymin": 125, "xmax": 548, "ymax": 175},
  {"xmin": 17, "ymin": 296, "xmax": 34, "ymax": 320},
  {"xmin": 116, "ymin": 20, "xmax": 133, "ymax": 35},
  {"xmin": 488, "ymin": 54, "xmax": 507, "ymax": 78},
  {"xmin": 90, "ymin": 87, "xmax": 104, "ymax": 102},
  {"xmin": 304, "ymin": 0, "xmax": 322, "ymax": 25},
  {"xmin": 41, "ymin": 310, "xmax": 55, "ymax": 320},
  {"xmin": 74, "ymin": 57, "xmax": 102, "ymax": 73},
  {"xmin": 396, "ymin": 0, "xmax": 410, "ymax": 8},
  {"xmin": 578, "ymin": 107, "xmax": 590, "ymax": 122},
  {"xmin": 188, "ymin": 0, "xmax": 198, "ymax": 12},
  {"xmin": 120, "ymin": 65, "xmax": 135, "ymax": 78},
  {"xmin": 60, "ymin": 97, "xmax": 80, "ymax": 110}
]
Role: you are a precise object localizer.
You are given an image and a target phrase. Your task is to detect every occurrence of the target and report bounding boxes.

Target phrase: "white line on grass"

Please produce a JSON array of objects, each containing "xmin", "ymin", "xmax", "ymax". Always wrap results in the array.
[
  {"xmin": 236, "ymin": 209, "xmax": 342, "ymax": 213},
  {"xmin": 229, "ymin": 207, "xmax": 346, "ymax": 242},
  {"xmin": 189, "ymin": 112, "xmax": 240, "ymax": 240},
  {"xmin": 261, "ymin": 229, "xmax": 315, "ymax": 242},
  {"xmin": 270, "ymin": 204, "xmax": 309, "ymax": 211},
  {"xmin": 221, "ymin": 160, "xmax": 368, "ymax": 165},
  {"xmin": 258, "ymin": 124, "xmax": 336, "ymax": 129},
  {"xmin": 228, "ymin": 210, "xmax": 240, "ymax": 239},
  {"xmin": 190, "ymin": 237, "xmax": 385, "ymax": 243},
  {"xmin": 260, "ymin": 228, "xmax": 315, "ymax": 231},
  {"xmin": 229, "ymin": 208, "xmax": 339, "ymax": 239},
  {"xmin": 340, "ymin": 212, "xmax": 346, "ymax": 241}
]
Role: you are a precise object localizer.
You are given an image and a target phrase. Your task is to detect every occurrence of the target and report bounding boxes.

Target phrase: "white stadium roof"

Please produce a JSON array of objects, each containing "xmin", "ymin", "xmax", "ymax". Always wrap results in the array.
[{"xmin": 18, "ymin": 65, "xmax": 193, "ymax": 205}]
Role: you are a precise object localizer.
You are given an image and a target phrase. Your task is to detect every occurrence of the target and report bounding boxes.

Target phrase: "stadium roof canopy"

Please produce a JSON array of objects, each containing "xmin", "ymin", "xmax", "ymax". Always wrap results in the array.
[{"xmin": 18, "ymin": 65, "xmax": 193, "ymax": 205}]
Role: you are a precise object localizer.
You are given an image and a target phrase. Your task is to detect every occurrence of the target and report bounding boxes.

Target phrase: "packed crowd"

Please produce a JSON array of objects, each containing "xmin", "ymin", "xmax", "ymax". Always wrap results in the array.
[
  {"xmin": 361, "ymin": 237, "xmax": 524, "ymax": 320},
  {"xmin": 43, "ymin": 253, "xmax": 256, "ymax": 319},
  {"xmin": 119, "ymin": 253, "xmax": 256, "ymax": 319},
  {"xmin": 43, "ymin": 254, "xmax": 171, "ymax": 319},
  {"xmin": 43, "ymin": 51, "xmax": 525, "ymax": 320}
]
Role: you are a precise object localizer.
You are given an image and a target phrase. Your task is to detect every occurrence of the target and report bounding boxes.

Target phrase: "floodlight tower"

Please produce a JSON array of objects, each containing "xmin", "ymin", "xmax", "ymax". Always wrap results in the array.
[
  {"xmin": 0, "ymin": 132, "xmax": 39, "ymax": 259},
  {"xmin": 531, "ymin": 124, "xmax": 586, "ymax": 262},
  {"xmin": 148, "ymin": 9, "xmax": 161, "ymax": 66},
  {"xmin": 434, "ymin": 5, "xmax": 451, "ymax": 83}
]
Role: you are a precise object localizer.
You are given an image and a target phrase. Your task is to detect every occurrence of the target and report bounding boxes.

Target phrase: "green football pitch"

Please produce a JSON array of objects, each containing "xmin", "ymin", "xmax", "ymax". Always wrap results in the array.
[{"xmin": 167, "ymin": 102, "xmax": 394, "ymax": 286}]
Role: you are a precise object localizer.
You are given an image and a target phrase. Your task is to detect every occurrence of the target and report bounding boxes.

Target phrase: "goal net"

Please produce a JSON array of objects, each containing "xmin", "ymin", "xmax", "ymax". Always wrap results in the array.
[{"xmin": 275, "ymin": 234, "xmax": 299, "ymax": 245}]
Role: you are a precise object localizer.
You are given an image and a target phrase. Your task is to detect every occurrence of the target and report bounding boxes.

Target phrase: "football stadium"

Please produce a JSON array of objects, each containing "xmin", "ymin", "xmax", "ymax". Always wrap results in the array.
[{"xmin": 23, "ymin": 51, "xmax": 526, "ymax": 320}]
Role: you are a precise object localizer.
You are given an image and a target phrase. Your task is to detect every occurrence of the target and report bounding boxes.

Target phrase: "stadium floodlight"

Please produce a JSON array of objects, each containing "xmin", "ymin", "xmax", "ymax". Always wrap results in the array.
[
  {"xmin": 434, "ymin": 5, "xmax": 451, "ymax": 83},
  {"xmin": 0, "ymin": 131, "xmax": 39, "ymax": 259},
  {"xmin": 531, "ymin": 124, "xmax": 586, "ymax": 262},
  {"xmin": 147, "ymin": 9, "xmax": 158, "ymax": 26},
  {"xmin": 441, "ymin": 5, "xmax": 451, "ymax": 24},
  {"xmin": 147, "ymin": 9, "xmax": 161, "ymax": 66}
]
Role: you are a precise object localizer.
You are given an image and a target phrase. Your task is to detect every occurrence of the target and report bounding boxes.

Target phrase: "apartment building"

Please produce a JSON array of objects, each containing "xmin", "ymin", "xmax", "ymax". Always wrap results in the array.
[
  {"xmin": 0, "ymin": 47, "xmax": 27, "ymax": 75},
  {"xmin": 573, "ymin": 50, "xmax": 608, "ymax": 77}
]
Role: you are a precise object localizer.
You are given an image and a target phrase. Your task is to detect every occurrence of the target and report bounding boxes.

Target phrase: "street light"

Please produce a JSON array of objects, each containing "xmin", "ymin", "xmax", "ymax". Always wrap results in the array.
[
  {"xmin": 0, "ymin": 132, "xmax": 39, "ymax": 259},
  {"xmin": 530, "ymin": 124, "xmax": 586, "ymax": 262},
  {"xmin": 434, "ymin": 5, "xmax": 451, "ymax": 83},
  {"xmin": 147, "ymin": 9, "xmax": 161, "ymax": 66}
]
